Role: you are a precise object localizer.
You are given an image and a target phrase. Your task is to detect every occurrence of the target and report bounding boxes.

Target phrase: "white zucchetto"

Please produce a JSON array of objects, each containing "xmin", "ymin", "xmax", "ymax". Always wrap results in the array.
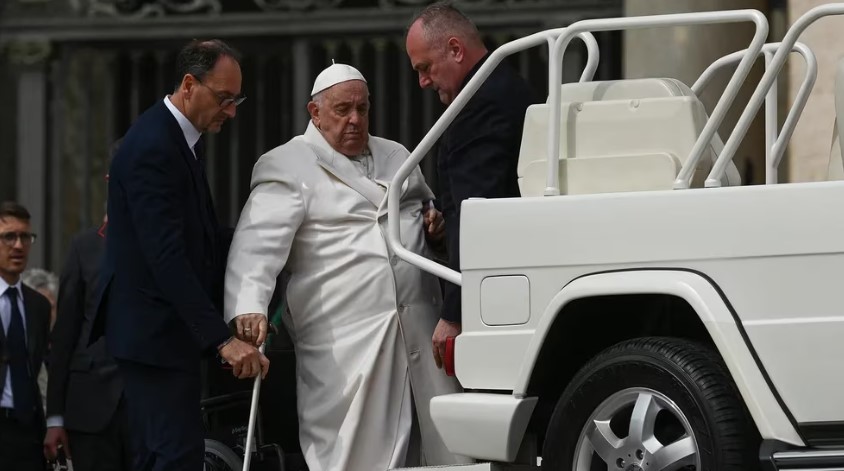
[{"xmin": 310, "ymin": 62, "xmax": 367, "ymax": 97}]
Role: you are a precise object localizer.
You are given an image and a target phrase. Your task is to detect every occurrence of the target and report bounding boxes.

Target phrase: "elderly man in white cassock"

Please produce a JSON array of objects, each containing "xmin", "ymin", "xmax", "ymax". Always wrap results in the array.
[{"xmin": 224, "ymin": 63, "xmax": 471, "ymax": 471}]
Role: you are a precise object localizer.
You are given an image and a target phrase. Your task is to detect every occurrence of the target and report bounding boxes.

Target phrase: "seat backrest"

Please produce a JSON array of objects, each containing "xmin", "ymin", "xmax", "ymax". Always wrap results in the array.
[
  {"xmin": 543, "ymin": 77, "xmax": 693, "ymax": 102},
  {"xmin": 517, "ymin": 78, "xmax": 740, "ymax": 197},
  {"xmin": 827, "ymin": 58, "xmax": 844, "ymax": 180}
]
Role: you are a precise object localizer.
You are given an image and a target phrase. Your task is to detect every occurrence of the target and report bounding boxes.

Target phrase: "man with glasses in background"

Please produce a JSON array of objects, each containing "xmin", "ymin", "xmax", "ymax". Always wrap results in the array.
[
  {"xmin": 0, "ymin": 201, "xmax": 51, "ymax": 470},
  {"xmin": 89, "ymin": 39, "xmax": 268, "ymax": 471}
]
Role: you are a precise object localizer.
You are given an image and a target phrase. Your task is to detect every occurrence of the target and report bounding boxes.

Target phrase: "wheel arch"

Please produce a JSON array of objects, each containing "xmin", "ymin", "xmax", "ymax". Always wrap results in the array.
[
  {"xmin": 513, "ymin": 269, "xmax": 803, "ymax": 447},
  {"xmin": 541, "ymin": 337, "xmax": 759, "ymax": 470}
]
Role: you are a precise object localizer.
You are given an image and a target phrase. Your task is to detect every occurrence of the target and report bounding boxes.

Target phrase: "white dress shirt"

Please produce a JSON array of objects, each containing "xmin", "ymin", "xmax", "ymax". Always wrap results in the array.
[
  {"xmin": 0, "ymin": 277, "xmax": 27, "ymax": 410},
  {"xmin": 163, "ymin": 96, "xmax": 201, "ymax": 157}
]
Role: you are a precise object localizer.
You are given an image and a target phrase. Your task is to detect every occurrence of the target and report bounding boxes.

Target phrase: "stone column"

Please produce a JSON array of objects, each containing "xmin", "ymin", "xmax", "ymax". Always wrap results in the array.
[
  {"xmin": 624, "ymin": 0, "xmax": 768, "ymax": 184},
  {"xmin": 786, "ymin": 0, "xmax": 844, "ymax": 182},
  {"xmin": 292, "ymin": 39, "xmax": 312, "ymax": 133},
  {"xmin": 8, "ymin": 39, "xmax": 51, "ymax": 268}
]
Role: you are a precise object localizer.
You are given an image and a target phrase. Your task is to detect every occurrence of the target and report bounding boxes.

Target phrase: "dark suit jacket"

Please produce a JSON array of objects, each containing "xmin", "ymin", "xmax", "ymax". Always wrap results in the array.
[
  {"xmin": 47, "ymin": 226, "xmax": 123, "ymax": 433},
  {"xmin": 437, "ymin": 54, "xmax": 536, "ymax": 323},
  {"xmin": 0, "ymin": 285, "xmax": 50, "ymax": 429},
  {"xmin": 92, "ymin": 99, "xmax": 231, "ymax": 371}
]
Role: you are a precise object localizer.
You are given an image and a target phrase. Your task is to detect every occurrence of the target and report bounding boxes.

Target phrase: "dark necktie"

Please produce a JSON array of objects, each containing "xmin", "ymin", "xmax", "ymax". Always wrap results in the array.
[
  {"xmin": 4, "ymin": 287, "xmax": 34, "ymax": 423},
  {"xmin": 193, "ymin": 138, "xmax": 206, "ymax": 164}
]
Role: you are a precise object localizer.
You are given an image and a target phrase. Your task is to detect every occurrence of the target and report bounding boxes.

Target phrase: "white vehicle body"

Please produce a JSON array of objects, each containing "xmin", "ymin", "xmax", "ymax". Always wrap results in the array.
[{"xmin": 388, "ymin": 4, "xmax": 844, "ymax": 471}]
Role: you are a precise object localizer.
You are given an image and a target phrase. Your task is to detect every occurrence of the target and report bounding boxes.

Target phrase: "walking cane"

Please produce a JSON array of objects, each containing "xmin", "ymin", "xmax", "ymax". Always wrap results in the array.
[
  {"xmin": 242, "ymin": 342, "xmax": 265, "ymax": 471},
  {"xmin": 243, "ymin": 340, "xmax": 267, "ymax": 471}
]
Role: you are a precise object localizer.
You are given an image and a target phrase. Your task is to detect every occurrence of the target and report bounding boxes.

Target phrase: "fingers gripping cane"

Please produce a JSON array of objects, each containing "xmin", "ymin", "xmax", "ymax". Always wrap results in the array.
[{"xmin": 242, "ymin": 342, "xmax": 265, "ymax": 471}]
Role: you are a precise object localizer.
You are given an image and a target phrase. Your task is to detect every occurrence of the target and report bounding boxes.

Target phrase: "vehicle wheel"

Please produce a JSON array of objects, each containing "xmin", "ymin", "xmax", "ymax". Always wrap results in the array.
[
  {"xmin": 204, "ymin": 439, "xmax": 243, "ymax": 471},
  {"xmin": 542, "ymin": 337, "xmax": 759, "ymax": 471}
]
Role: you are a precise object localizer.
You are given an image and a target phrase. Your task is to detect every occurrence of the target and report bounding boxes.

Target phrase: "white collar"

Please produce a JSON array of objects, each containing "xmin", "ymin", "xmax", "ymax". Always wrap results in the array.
[
  {"xmin": 303, "ymin": 121, "xmax": 371, "ymax": 161},
  {"xmin": 163, "ymin": 96, "xmax": 202, "ymax": 152},
  {"xmin": 0, "ymin": 277, "xmax": 22, "ymax": 299}
]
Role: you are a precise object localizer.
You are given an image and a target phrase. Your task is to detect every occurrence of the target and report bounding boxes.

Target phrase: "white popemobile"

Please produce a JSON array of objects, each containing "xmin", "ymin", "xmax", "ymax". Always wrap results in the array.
[{"xmin": 384, "ymin": 3, "xmax": 844, "ymax": 471}]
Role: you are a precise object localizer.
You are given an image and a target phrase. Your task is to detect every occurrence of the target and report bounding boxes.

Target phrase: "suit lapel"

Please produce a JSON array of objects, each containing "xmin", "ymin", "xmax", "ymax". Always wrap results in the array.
[
  {"xmin": 20, "ymin": 286, "xmax": 46, "ymax": 421},
  {"xmin": 162, "ymin": 105, "xmax": 216, "ymax": 240},
  {"xmin": 302, "ymin": 122, "xmax": 386, "ymax": 208},
  {"xmin": 0, "ymin": 303, "xmax": 6, "ymax": 389},
  {"xmin": 0, "ymin": 307, "xmax": 6, "ymax": 345},
  {"xmin": 191, "ymin": 143, "xmax": 219, "ymax": 241},
  {"xmin": 21, "ymin": 286, "xmax": 39, "ymax": 365},
  {"xmin": 315, "ymin": 157, "xmax": 386, "ymax": 208},
  {"xmin": 368, "ymin": 137, "xmax": 412, "ymax": 218},
  {"xmin": 369, "ymin": 137, "xmax": 398, "ymax": 189}
]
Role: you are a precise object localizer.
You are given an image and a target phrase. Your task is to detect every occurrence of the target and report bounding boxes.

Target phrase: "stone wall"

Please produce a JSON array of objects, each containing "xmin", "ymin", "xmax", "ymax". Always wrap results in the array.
[
  {"xmin": 787, "ymin": 0, "xmax": 844, "ymax": 182},
  {"xmin": 624, "ymin": 0, "xmax": 768, "ymax": 184}
]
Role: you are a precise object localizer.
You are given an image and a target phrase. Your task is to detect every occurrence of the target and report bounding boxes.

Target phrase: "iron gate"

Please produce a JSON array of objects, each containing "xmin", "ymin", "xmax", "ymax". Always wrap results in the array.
[{"xmin": 1, "ymin": 0, "xmax": 623, "ymax": 269}]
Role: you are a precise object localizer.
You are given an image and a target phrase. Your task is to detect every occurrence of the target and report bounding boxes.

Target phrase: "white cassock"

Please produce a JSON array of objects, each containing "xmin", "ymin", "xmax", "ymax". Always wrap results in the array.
[{"xmin": 225, "ymin": 122, "xmax": 470, "ymax": 471}]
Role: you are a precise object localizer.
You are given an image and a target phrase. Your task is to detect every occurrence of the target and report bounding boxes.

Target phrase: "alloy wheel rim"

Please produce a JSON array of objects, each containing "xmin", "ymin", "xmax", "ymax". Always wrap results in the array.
[{"xmin": 572, "ymin": 387, "xmax": 700, "ymax": 471}]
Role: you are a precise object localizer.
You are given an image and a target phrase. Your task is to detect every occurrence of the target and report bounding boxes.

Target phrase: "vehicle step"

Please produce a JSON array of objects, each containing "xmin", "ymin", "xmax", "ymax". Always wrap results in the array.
[{"xmin": 773, "ymin": 448, "xmax": 844, "ymax": 470}]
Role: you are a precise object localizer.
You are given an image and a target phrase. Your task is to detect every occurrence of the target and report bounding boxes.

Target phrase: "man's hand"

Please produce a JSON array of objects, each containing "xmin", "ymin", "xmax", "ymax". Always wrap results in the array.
[
  {"xmin": 432, "ymin": 318, "xmax": 461, "ymax": 369},
  {"xmin": 219, "ymin": 338, "xmax": 270, "ymax": 379},
  {"xmin": 234, "ymin": 313, "xmax": 268, "ymax": 347},
  {"xmin": 43, "ymin": 426, "xmax": 70, "ymax": 461},
  {"xmin": 424, "ymin": 205, "xmax": 445, "ymax": 242}
]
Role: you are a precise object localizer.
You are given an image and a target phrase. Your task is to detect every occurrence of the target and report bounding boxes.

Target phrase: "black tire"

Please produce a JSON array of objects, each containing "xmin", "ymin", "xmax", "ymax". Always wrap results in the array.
[
  {"xmin": 542, "ymin": 337, "xmax": 759, "ymax": 471},
  {"xmin": 204, "ymin": 438, "xmax": 243, "ymax": 471}
]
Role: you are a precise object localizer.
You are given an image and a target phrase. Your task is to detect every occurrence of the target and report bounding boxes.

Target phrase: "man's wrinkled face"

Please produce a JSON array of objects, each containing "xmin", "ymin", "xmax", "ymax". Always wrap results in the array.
[
  {"xmin": 308, "ymin": 80, "xmax": 370, "ymax": 157},
  {"xmin": 406, "ymin": 21, "xmax": 464, "ymax": 105},
  {"xmin": 0, "ymin": 217, "xmax": 31, "ymax": 284},
  {"xmin": 184, "ymin": 55, "xmax": 243, "ymax": 134}
]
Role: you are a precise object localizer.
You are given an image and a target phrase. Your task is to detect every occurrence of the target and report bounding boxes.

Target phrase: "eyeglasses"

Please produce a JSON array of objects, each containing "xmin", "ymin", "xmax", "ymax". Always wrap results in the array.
[
  {"xmin": 193, "ymin": 75, "xmax": 246, "ymax": 108},
  {"xmin": 0, "ymin": 231, "xmax": 37, "ymax": 247}
]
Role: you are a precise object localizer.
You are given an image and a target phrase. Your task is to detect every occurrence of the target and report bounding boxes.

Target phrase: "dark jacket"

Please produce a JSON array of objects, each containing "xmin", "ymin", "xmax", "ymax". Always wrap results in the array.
[
  {"xmin": 47, "ymin": 226, "xmax": 123, "ymax": 433},
  {"xmin": 0, "ymin": 284, "xmax": 50, "ymax": 430},
  {"xmin": 91, "ymin": 99, "xmax": 231, "ymax": 371},
  {"xmin": 437, "ymin": 54, "xmax": 536, "ymax": 323}
]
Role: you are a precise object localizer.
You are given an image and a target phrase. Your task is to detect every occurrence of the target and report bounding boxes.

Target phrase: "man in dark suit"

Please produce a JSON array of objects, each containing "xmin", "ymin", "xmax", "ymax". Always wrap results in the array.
[
  {"xmin": 0, "ymin": 201, "xmax": 51, "ymax": 470},
  {"xmin": 44, "ymin": 207, "xmax": 130, "ymax": 470},
  {"xmin": 405, "ymin": 2, "xmax": 536, "ymax": 368},
  {"xmin": 91, "ymin": 39, "xmax": 269, "ymax": 471}
]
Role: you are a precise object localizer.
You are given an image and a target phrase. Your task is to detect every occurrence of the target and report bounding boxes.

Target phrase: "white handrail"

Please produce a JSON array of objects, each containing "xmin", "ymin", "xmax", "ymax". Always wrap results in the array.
[
  {"xmin": 706, "ymin": 3, "xmax": 844, "ymax": 187},
  {"xmin": 765, "ymin": 50, "xmax": 779, "ymax": 185},
  {"xmin": 691, "ymin": 43, "xmax": 811, "ymax": 96},
  {"xmin": 578, "ymin": 31, "xmax": 600, "ymax": 83},
  {"xmin": 552, "ymin": 32, "xmax": 600, "ymax": 83},
  {"xmin": 691, "ymin": 42, "xmax": 817, "ymax": 184},
  {"xmin": 771, "ymin": 44, "xmax": 817, "ymax": 178},
  {"xmin": 545, "ymin": 10, "xmax": 768, "ymax": 194},
  {"xmin": 386, "ymin": 30, "xmax": 598, "ymax": 285}
]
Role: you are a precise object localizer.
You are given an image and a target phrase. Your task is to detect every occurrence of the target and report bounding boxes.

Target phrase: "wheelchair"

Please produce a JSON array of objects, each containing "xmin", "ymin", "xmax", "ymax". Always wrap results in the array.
[{"xmin": 201, "ymin": 390, "xmax": 286, "ymax": 471}]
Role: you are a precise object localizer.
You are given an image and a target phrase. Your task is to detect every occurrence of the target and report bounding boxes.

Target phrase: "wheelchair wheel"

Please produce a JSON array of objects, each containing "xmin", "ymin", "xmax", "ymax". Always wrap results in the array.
[{"xmin": 204, "ymin": 438, "xmax": 243, "ymax": 471}]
